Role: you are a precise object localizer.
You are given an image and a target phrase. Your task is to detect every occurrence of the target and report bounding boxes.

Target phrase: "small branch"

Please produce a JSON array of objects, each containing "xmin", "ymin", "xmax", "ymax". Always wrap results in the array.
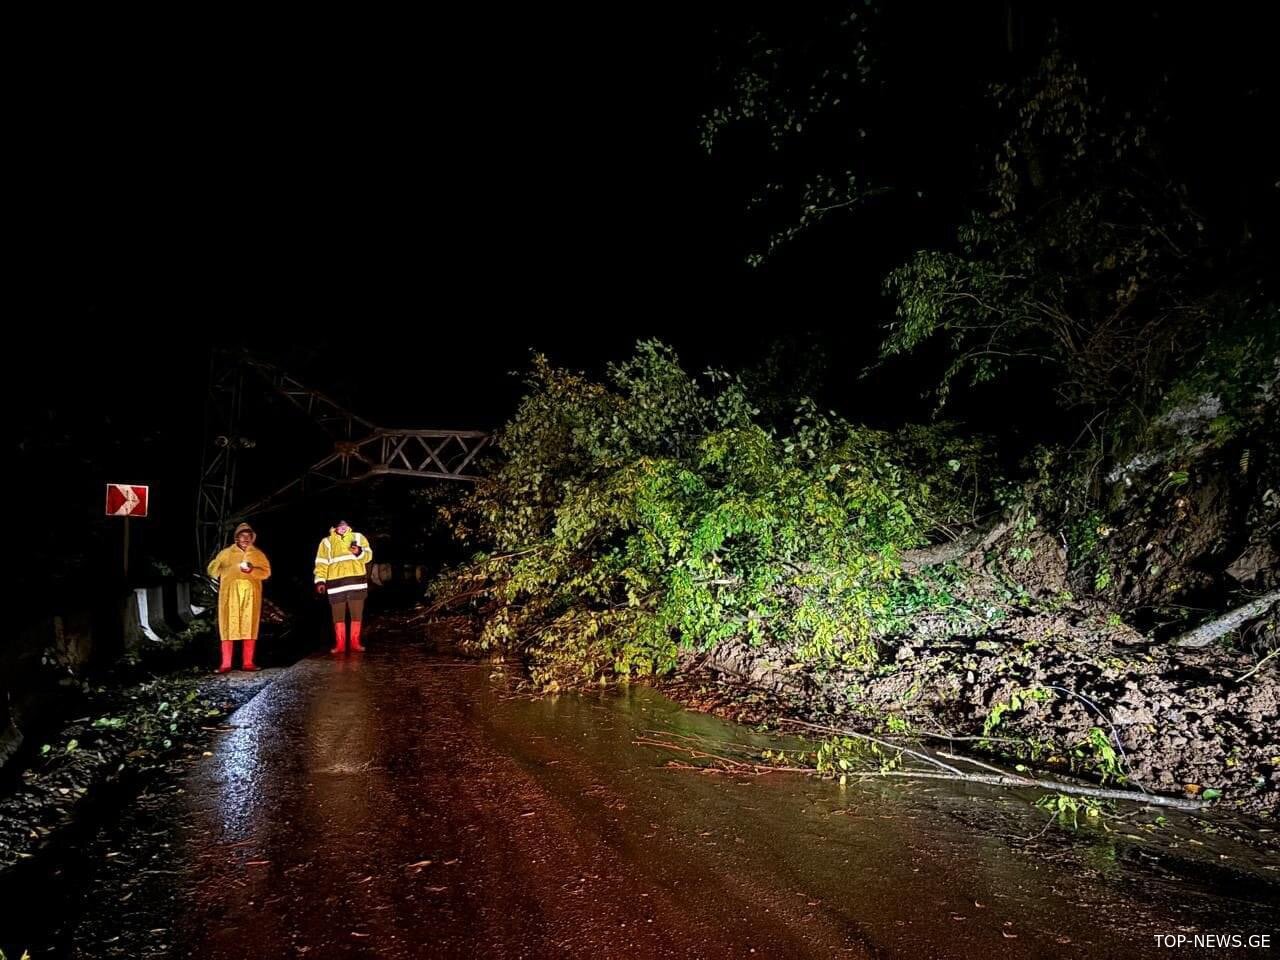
[
  {"xmin": 634, "ymin": 737, "xmax": 807, "ymax": 775},
  {"xmin": 775, "ymin": 718, "xmax": 965, "ymax": 775},
  {"xmin": 1001, "ymin": 812, "xmax": 1059, "ymax": 844},
  {"xmin": 852, "ymin": 770, "xmax": 1203, "ymax": 812},
  {"xmin": 935, "ymin": 750, "xmax": 1020, "ymax": 779},
  {"xmin": 644, "ymin": 729, "xmax": 1204, "ymax": 813},
  {"xmin": 1235, "ymin": 648, "xmax": 1278, "ymax": 684},
  {"xmin": 483, "ymin": 547, "xmax": 547, "ymax": 563},
  {"xmin": 1042, "ymin": 684, "xmax": 1144, "ymax": 791},
  {"xmin": 914, "ymin": 731, "xmax": 1030, "ymax": 746},
  {"xmin": 419, "ymin": 586, "xmax": 494, "ymax": 616},
  {"xmin": 662, "ymin": 761, "xmax": 812, "ymax": 775}
]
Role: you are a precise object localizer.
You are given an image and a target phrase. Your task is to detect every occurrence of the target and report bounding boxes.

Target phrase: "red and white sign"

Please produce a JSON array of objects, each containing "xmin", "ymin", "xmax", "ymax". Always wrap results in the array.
[{"xmin": 105, "ymin": 484, "xmax": 149, "ymax": 518}]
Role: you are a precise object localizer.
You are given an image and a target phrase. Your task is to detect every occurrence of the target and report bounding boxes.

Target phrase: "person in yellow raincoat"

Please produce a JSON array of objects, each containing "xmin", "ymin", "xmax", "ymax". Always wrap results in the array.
[
  {"xmin": 206, "ymin": 522, "xmax": 271, "ymax": 672},
  {"xmin": 314, "ymin": 519, "xmax": 372, "ymax": 654}
]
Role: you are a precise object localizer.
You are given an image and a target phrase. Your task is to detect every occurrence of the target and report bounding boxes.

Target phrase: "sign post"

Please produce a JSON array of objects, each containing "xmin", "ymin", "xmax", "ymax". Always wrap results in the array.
[{"xmin": 106, "ymin": 484, "xmax": 150, "ymax": 579}]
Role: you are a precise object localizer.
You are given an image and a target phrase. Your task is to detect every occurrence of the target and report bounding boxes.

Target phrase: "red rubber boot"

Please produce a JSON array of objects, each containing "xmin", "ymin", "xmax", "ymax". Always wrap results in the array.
[{"xmin": 330, "ymin": 622, "xmax": 347, "ymax": 655}]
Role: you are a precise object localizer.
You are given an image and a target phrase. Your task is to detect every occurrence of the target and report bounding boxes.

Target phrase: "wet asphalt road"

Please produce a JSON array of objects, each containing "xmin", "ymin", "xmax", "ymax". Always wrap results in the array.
[{"xmin": 10, "ymin": 631, "xmax": 1277, "ymax": 959}]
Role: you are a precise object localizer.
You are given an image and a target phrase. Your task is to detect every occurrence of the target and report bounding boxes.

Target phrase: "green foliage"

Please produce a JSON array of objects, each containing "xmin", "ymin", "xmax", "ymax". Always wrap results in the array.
[
  {"xmin": 1036, "ymin": 792, "xmax": 1103, "ymax": 828},
  {"xmin": 699, "ymin": 6, "xmax": 876, "ymax": 156},
  {"xmin": 37, "ymin": 677, "xmax": 225, "ymax": 777},
  {"xmin": 1064, "ymin": 510, "xmax": 1115, "ymax": 595},
  {"xmin": 1158, "ymin": 304, "xmax": 1280, "ymax": 449},
  {"xmin": 1073, "ymin": 726, "xmax": 1124, "ymax": 784},
  {"xmin": 694, "ymin": 11, "xmax": 1278, "ymax": 634},
  {"xmin": 433, "ymin": 341, "xmax": 993, "ymax": 684},
  {"xmin": 983, "ymin": 686, "xmax": 1051, "ymax": 738},
  {"xmin": 814, "ymin": 735, "xmax": 901, "ymax": 783},
  {"xmin": 883, "ymin": 49, "xmax": 1226, "ymax": 420},
  {"xmin": 698, "ymin": 4, "xmax": 883, "ymax": 267}
]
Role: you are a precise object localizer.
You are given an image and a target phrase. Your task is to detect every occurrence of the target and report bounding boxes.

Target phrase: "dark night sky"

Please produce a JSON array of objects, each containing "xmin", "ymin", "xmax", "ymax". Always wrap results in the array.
[
  {"xmin": 28, "ymin": 8, "xmax": 769, "ymax": 416},
  {"xmin": 25, "ymin": 4, "xmax": 992, "ymax": 420}
]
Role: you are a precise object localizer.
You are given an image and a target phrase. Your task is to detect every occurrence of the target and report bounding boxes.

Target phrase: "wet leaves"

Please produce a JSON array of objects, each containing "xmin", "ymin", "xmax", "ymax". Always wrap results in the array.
[{"xmin": 0, "ymin": 672, "xmax": 275, "ymax": 871}]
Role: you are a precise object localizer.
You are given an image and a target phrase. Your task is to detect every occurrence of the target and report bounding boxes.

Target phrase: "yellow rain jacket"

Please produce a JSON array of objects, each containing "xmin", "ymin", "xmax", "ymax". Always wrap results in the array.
[
  {"xmin": 314, "ymin": 528, "xmax": 373, "ymax": 597},
  {"xmin": 207, "ymin": 537, "xmax": 272, "ymax": 642}
]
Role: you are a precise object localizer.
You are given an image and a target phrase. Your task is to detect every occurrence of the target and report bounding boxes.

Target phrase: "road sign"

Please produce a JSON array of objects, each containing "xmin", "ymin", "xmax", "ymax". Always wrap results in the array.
[{"xmin": 106, "ymin": 484, "xmax": 150, "ymax": 518}]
